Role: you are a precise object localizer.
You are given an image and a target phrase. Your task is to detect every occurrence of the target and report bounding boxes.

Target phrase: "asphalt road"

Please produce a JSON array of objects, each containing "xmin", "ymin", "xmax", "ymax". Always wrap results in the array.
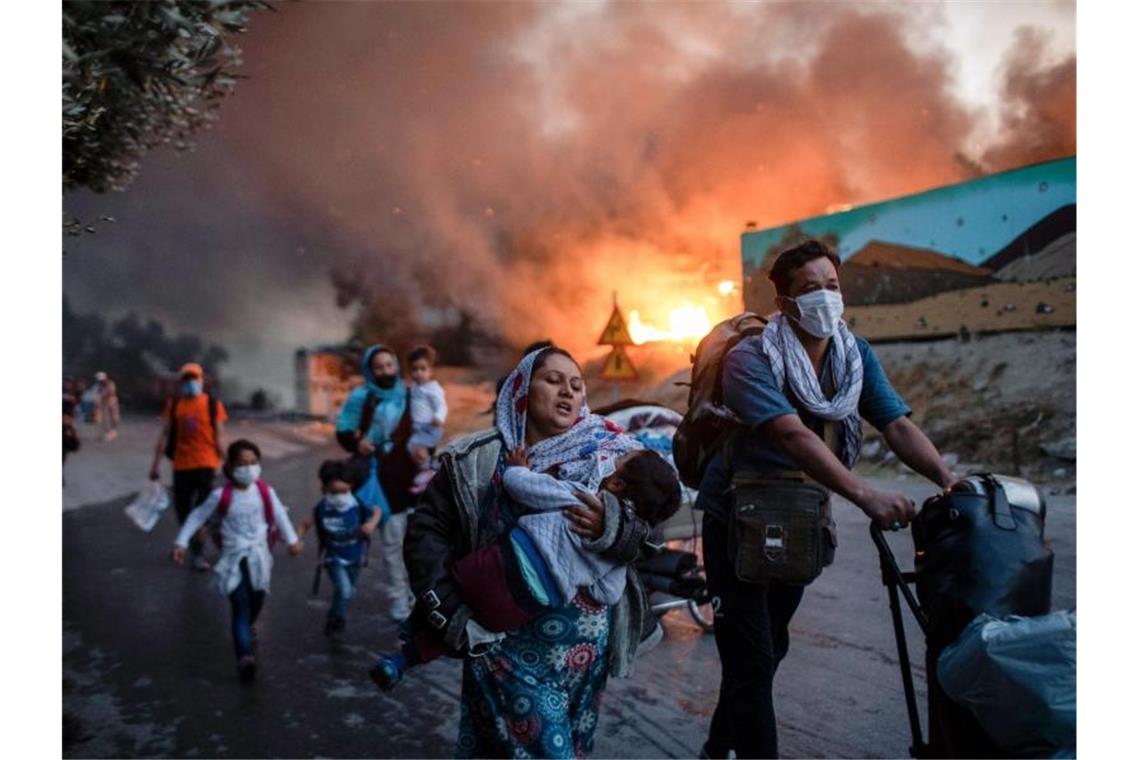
[{"xmin": 63, "ymin": 445, "xmax": 1076, "ymax": 758}]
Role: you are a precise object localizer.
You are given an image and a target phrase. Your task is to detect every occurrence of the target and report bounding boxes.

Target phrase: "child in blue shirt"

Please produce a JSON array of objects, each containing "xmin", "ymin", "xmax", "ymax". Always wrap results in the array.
[{"xmin": 298, "ymin": 460, "xmax": 382, "ymax": 635}]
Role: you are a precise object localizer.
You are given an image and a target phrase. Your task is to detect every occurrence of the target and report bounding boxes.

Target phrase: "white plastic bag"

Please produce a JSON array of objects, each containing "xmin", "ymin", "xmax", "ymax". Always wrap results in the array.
[
  {"xmin": 124, "ymin": 481, "xmax": 170, "ymax": 532},
  {"xmin": 937, "ymin": 610, "xmax": 1076, "ymax": 758}
]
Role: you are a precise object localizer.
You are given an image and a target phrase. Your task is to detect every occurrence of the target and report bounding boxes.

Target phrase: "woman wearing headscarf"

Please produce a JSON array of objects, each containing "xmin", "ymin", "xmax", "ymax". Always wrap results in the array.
[
  {"xmin": 336, "ymin": 344, "xmax": 416, "ymax": 621},
  {"xmin": 404, "ymin": 346, "xmax": 659, "ymax": 758}
]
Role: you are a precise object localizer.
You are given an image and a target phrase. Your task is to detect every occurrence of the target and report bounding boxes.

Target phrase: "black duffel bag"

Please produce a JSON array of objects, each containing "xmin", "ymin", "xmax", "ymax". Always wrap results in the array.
[{"xmin": 913, "ymin": 473, "xmax": 1054, "ymax": 650}]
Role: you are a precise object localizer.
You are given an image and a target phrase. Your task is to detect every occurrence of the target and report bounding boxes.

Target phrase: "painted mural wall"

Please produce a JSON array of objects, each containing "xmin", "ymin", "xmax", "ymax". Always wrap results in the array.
[{"xmin": 741, "ymin": 156, "xmax": 1075, "ymax": 341}]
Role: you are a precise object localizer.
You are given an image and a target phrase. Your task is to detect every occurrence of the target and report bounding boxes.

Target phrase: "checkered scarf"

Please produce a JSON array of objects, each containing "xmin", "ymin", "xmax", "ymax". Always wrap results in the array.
[
  {"xmin": 759, "ymin": 314, "xmax": 864, "ymax": 467},
  {"xmin": 495, "ymin": 349, "xmax": 642, "ymax": 491}
]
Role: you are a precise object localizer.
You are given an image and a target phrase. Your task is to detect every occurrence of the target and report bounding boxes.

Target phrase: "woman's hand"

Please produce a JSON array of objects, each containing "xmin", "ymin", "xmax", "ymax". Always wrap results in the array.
[
  {"xmin": 564, "ymin": 491, "xmax": 605, "ymax": 540},
  {"xmin": 357, "ymin": 438, "xmax": 375, "ymax": 456}
]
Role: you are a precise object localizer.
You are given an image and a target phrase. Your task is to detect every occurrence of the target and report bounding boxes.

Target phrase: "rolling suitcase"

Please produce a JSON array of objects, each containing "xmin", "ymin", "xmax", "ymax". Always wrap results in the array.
[{"xmin": 870, "ymin": 473, "xmax": 1052, "ymax": 758}]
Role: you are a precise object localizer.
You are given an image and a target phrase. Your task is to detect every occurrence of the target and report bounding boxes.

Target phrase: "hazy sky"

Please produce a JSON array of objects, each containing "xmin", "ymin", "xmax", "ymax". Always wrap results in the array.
[{"xmin": 62, "ymin": 1, "xmax": 1075, "ymax": 402}]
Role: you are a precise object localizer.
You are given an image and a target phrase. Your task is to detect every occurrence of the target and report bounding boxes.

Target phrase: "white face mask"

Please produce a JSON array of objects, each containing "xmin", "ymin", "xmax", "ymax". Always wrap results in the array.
[
  {"xmin": 326, "ymin": 492, "xmax": 356, "ymax": 511},
  {"xmin": 231, "ymin": 464, "xmax": 261, "ymax": 486},
  {"xmin": 789, "ymin": 289, "xmax": 844, "ymax": 338}
]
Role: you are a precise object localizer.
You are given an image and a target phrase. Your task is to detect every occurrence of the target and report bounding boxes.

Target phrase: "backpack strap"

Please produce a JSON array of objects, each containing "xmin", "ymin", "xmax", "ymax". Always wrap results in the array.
[
  {"xmin": 212, "ymin": 482, "xmax": 234, "ymax": 549},
  {"xmin": 391, "ymin": 388, "xmax": 413, "ymax": 446},
  {"xmin": 358, "ymin": 392, "xmax": 380, "ymax": 438},
  {"xmin": 358, "ymin": 497, "xmax": 372, "ymax": 567},
  {"xmin": 218, "ymin": 482, "xmax": 234, "ymax": 517},
  {"xmin": 256, "ymin": 479, "xmax": 278, "ymax": 548},
  {"xmin": 165, "ymin": 397, "xmax": 180, "ymax": 459}
]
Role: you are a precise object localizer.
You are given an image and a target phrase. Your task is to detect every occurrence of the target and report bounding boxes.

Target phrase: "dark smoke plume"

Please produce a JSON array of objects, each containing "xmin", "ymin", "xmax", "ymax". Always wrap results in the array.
[{"xmin": 63, "ymin": 2, "xmax": 1076, "ymax": 393}]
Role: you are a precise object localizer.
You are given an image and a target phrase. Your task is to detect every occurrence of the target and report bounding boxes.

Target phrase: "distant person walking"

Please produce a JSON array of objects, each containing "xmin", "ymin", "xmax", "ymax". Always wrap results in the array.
[
  {"xmin": 93, "ymin": 371, "xmax": 120, "ymax": 441},
  {"xmin": 335, "ymin": 344, "xmax": 416, "ymax": 621},
  {"xmin": 149, "ymin": 362, "xmax": 228, "ymax": 571}
]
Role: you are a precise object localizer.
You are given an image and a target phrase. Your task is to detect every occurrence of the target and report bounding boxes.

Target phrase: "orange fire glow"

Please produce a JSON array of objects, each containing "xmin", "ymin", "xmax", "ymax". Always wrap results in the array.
[{"xmin": 629, "ymin": 304, "xmax": 713, "ymax": 345}]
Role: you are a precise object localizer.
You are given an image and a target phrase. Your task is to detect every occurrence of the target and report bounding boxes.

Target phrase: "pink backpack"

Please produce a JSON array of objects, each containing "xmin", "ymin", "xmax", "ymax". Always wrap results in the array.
[{"xmin": 210, "ymin": 479, "xmax": 278, "ymax": 550}]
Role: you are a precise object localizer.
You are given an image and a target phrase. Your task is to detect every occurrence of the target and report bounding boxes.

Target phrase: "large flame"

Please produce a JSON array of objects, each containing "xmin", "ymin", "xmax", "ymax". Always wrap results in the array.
[{"xmin": 629, "ymin": 304, "xmax": 714, "ymax": 345}]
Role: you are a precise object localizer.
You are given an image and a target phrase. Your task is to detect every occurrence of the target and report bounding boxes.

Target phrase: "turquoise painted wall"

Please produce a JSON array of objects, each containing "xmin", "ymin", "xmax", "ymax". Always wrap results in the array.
[{"xmin": 741, "ymin": 156, "xmax": 1076, "ymax": 271}]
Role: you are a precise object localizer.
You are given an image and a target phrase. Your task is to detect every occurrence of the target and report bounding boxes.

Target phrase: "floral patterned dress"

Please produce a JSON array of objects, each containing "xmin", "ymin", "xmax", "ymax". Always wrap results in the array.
[{"xmin": 456, "ymin": 480, "xmax": 611, "ymax": 759}]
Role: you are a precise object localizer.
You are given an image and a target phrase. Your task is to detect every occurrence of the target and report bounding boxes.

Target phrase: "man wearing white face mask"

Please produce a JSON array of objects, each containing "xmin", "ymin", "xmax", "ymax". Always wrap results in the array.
[
  {"xmin": 149, "ymin": 362, "xmax": 228, "ymax": 571},
  {"xmin": 697, "ymin": 239, "xmax": 958, "ymax": 759}
]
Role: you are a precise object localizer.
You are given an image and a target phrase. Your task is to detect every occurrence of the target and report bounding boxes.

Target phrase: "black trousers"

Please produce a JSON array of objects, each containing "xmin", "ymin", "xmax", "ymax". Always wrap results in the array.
[
  {"xmin": 702, "ymin": 512, "xmax": 806, "ymax": 759},
  {"xmin": 173, "ymin": 467, "xmax": 216, "ymax": 555}
]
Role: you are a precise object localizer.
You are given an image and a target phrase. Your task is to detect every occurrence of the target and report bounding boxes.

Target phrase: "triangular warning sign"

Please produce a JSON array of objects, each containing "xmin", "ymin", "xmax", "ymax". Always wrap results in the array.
[
  {"xmin": 599, "ymin": 345, "xmax": 638, "ymax": 381},
  {"xmin": 598, "ymin": 305, "xmax": 634, "ymax": 346}
]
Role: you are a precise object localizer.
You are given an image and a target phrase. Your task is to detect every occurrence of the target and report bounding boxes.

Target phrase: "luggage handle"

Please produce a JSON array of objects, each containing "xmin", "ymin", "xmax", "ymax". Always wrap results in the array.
[{"xmin": 978, "ymin": 472, "xmax": 1017, "ymax": 531}]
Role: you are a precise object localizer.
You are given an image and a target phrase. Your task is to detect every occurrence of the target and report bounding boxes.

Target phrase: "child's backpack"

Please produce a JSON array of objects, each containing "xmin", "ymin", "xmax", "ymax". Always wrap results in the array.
[
  {"xmin": 672, "ymin": 312, "xmax": 768, "ymax": 489},
  {"xmin": 210, "ymin": 479, "xmax": 277, "ymax": 549}
]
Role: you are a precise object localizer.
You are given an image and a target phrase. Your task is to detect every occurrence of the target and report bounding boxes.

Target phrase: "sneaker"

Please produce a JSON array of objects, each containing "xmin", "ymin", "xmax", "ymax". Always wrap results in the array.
[
  {"xmin": 192, "ymin": 556, "xmax": 212, "ymax": 572},
  {"xmin": 369, "ymin": 653, "xmax": 406, "ymax": 691},
  {"xmin": 237, "ymin": 655, "xmax": 257, "ymax": 682}
]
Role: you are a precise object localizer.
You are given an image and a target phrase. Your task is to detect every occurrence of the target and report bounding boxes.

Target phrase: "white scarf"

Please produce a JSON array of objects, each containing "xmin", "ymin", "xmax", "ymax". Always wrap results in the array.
[{"xmin": 758, "ymin": 314, "xmax": 864, "ymax": 467}]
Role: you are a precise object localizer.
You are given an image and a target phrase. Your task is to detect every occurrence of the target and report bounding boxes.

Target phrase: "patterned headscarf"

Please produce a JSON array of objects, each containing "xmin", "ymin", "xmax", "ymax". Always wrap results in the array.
[{"xmin": 495, "ymin": 348, "xmax": 642, "ymax": 491}]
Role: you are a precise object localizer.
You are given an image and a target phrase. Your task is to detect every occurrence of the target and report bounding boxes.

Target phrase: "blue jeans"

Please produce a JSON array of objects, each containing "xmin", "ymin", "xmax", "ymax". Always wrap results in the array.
[
  {"xmin": 326, "ymin": 562, "xmax": 362, "ymax": 623},
  {"xmin": 228, "ymin": 558, "xmax": 265, "ymax": 660}
]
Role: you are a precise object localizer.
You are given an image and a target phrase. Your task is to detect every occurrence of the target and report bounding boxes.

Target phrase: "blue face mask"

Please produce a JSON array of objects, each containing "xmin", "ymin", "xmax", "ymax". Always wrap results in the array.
[{"xmin": 183, "ymin": 380, "xmax": 203, "ymax": 396}]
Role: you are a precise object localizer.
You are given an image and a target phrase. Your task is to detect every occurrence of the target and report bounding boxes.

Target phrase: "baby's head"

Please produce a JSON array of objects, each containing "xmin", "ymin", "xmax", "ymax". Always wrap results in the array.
[
  {"xmin": 601, "ymin": 451, "xmax": 682, "ymax": 526},
  {"xmin": 318, "ymin": 459, "xmax": 353, "ymax": 495},
  {"xmin": 407, "ymin": 345, "xmax": 437, "ymax": 386}
]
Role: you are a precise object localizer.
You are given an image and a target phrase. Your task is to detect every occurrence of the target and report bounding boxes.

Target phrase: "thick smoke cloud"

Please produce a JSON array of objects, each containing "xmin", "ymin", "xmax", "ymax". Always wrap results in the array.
[
  {"xmin": 63, "ymin": 2, "xmax": 1076, "ymax": 396},
  {"xmin": 982, "ymin": 27, "xmax": 1076, "ymax": 171}
]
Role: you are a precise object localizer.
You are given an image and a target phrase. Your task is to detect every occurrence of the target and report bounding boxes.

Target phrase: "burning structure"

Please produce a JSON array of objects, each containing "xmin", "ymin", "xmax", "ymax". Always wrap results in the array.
[{"xmin": 294, "ymin": 345, "xmax": 361, "ymax": 419}]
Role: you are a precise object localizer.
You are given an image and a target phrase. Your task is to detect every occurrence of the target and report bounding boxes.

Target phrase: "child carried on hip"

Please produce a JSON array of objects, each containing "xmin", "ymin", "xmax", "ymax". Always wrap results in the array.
[{"xmin": 370, "ymin": 422, "xmax": 681, "ymax": 690}]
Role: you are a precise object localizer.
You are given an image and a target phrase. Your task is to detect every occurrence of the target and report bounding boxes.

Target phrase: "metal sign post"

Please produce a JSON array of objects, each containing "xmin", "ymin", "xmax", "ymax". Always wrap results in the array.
[{"xmin": 597, "ymin": 292, "xmax": 639, "ymax": 402}]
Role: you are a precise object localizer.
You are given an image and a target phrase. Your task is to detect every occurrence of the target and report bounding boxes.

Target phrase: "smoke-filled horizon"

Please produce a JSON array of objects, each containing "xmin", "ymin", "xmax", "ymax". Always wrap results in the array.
[{"xmin": 63, "ymin": 1, "xmax": 1075, "ymax": 401}]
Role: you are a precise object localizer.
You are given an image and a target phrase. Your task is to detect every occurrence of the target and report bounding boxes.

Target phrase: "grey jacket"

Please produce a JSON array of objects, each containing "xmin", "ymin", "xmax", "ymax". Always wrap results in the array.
[{"xmin": 403, "ymin": 428, "xmax": 660, "ymax": 678}]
